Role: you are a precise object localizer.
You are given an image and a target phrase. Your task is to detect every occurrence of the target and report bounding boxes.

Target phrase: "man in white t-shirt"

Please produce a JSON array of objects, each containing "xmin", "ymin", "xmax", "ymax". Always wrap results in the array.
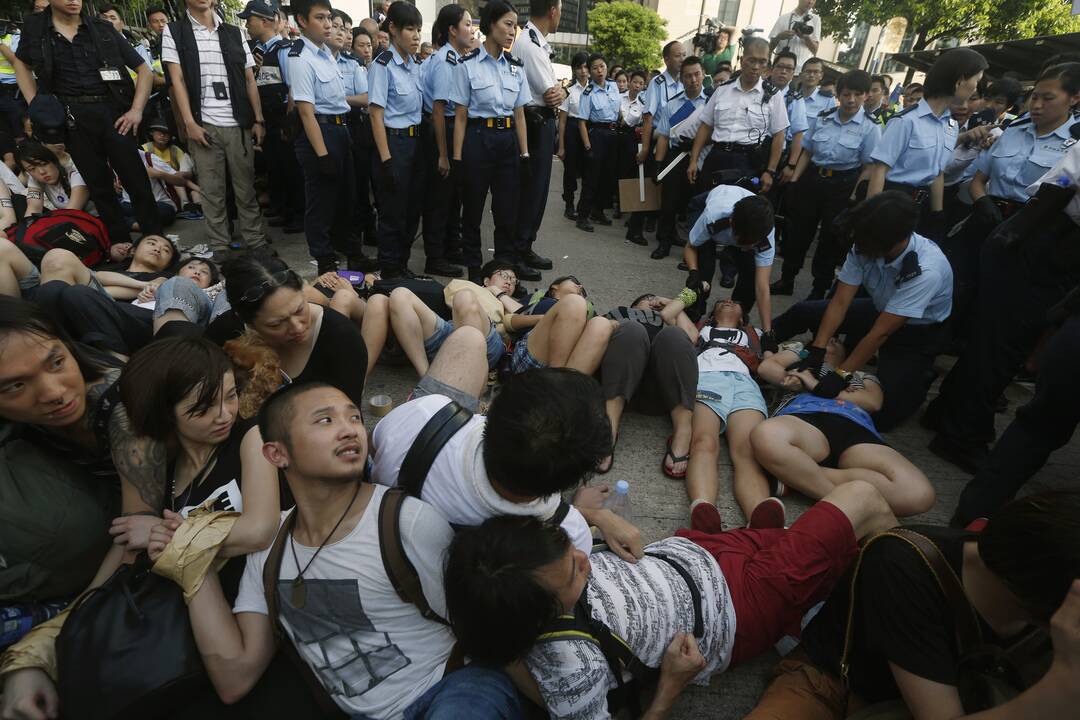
[
  {"xmin": 443, "ymin": 480, "xmax": 897, "ymax": 720},
  {"xmin": 161, "ymin": 0, "xmax": 268, "ymax": 252},
  {"xmin": 153, "ymin": 381, "xmax": 523, "ymax": 719},
  {"xmin": 371, "ymin": 325, "xmax": 644, "ymax": 562},
  {"xmin": 768, "ymin": 0, "xmax": 820, "ymax": 72}
]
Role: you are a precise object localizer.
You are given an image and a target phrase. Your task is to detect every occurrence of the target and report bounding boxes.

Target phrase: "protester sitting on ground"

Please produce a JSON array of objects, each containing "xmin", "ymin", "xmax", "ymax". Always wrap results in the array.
[
  {"xmin": 752, "ymin": 338, "xmax": 935, "ymax": 516},
  {"xmin": 598, "ymin": 288, "xmax": 700, "ymax": 476},
  {"xmin": 304, "ymin": 272, "xmax": 388, "ymax": 378},
  {"xmin": 220, "ymin": 253, "xmax": 369, "ymax": 413},
  {"xmin": 444, "ymin": 481, "xmax": 898, "ymax": 719},
  {"xmin": 38, "ymin": 234, "xmax": 178, "ymax": 301},
  {"xmin": 508, "ymin": 274, "xmax": 615, "ymax": 376},
  {"xmin": 141, "ymin": 119, "xmax": 202, "ymax": 216},
  {"xmin": 120, "ymin": 142, "xmax": 202, "ymax": 231},
  {"xmin": 745, "ymin": 490, "xmax": 1080, "ymax": 720},
  {"xmin": 143, "ymin": 381, "xmax": 524, "ymax": 719},
  {"xmin": 133, "ymin": 256, "xmax": 231, "ymax": 334},
  {"xmin": 0, "ymin": 236, "xmax": 39, "ymax": 299},
  {"xmin": 387, "ymin": 259, "xmax": 518, "ymax": 377},
  {"xmin": 17, "ymin": 142, "xmax": 90, "ymax": 214},
  {"xmin": 372, "ymin": 329, "xmax": 644, "ymax": 562}
]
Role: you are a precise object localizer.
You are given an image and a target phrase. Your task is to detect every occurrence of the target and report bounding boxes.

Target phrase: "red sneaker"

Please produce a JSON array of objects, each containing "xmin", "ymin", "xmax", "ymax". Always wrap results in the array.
[
  {"xmin": 690, "ymin": 502, "xmax": 724, "ymax": 535},
  {"xmin": 748, "ymin": 497, "xmax": 786, "ymax": 529}
]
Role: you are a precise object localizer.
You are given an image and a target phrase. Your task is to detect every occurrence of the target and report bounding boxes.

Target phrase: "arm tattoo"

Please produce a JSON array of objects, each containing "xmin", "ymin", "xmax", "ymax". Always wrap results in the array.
[{"xmin": 109, "ymin": 403, "xmax": 168, "ymax": 511}]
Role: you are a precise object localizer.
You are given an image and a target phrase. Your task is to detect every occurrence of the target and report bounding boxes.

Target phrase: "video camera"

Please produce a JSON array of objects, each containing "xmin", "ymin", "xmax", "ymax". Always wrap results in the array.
[
  {"xmin": 693, "ymin": 19, "xmax": 722, "ymax": 55},
  {"xmin": 791, "ymin": 14, "xmax": 814, "ymax": 36},
  {"xmin": 739, "ymin": 26, "xmax": 763, "ymax": 49}
]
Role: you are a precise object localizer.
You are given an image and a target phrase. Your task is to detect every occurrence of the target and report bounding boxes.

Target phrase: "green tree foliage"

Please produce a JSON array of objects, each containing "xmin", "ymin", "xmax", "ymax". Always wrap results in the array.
[
  {"xmin": 816, "ymin": 0, "xmax": 1080, "ymax": 52},
  {"xmin": 587, "ymin": 1, "xmax": 667, "ymax": 71}
]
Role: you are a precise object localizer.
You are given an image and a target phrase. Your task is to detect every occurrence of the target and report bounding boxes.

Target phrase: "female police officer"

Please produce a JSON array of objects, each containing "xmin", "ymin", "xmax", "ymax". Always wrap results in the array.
[
  {"xmin": 450, "ymin": 0, "xmax": 529, "ymax": 284},
  {"xmin": 368, "ymin": 1, "xmax": 425, "ymax": 279},
  {"xmin": 575, "ymin": 53, "xmax": 622, "ymax": 232}
]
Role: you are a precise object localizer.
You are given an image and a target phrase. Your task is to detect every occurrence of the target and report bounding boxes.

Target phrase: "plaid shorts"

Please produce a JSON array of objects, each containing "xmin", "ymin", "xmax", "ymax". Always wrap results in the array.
[{"xmin": 510, "ymin": 332, "xmax": 547, "ymax": 374}]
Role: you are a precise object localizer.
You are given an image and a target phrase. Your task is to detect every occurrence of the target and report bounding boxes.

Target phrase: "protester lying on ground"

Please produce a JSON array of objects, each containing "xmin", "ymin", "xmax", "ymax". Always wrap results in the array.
[
  {"xmin": 598, "ymin": 288, "xmax": 700, "ymax": 475},
  {"xmin": 305, "ymin": 271, "xmax": 388, "ymax": 379},
  {"xmin": 753, "ymin": 338, "xmax": 935, "ymax": 516},
  {"xmin": 687, "ymin": 298, "xmax": 779, "ymax": 533},
  {"xmin": 38, "ymin": 233, "xmax": 178, "ymax": 301},
  {"xmin": 371, "ymin": 328, "xmax": 644, "ymax": 562},
  {"xmin": 17, "ymin": 142, "xmax": 90, "ymax": 214},
  {"xmin": 145, "ymin": 381, "xmax": 525, "ymax": 719},
  {"xmin": 444, "ymin": 481, "xmax": 898, "ymax": 720},
  {"xmin": 132, "ymin": 256, "xmax": 229, "ymax": 334},
  {"xmin": 745, "ymin": 490, "xmax": 1080, "ymax": 720},
  {"xmin": 508, "ymin": 274, "xmax": 614, "ymax": 375}
]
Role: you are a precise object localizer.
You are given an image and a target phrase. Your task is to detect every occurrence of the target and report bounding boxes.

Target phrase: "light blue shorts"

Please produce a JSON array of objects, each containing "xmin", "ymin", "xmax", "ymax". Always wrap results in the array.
[
  {"xmin": 695, "ymin": 370, "xmax": 767, "ymax": 432},
  {"xmin": 424, "ymin": 315, "xmax": 506, "ymax": 369}
]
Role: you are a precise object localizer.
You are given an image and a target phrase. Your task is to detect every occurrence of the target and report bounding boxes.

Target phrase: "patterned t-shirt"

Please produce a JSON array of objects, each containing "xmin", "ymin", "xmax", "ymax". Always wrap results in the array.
[{"xmin": 527, "ymin": 537, "xmax": 736, "ymax": 720}]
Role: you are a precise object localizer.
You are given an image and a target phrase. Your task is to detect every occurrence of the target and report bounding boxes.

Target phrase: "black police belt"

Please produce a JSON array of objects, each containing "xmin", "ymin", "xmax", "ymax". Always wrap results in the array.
[
  {"xmin": 884, "ymin": 180, "xmax": 931, "ymax": 204},
  {"xmin": 468, "ymin": 116, "xmax": 514, "ymax": 130},
  {"xmin": 811, "ymin": 163, "xmax": 860, "ymax": 182},
  {"xmin": 314, "ymin": 113, "xmax": 348, "ymax": 126},
  {"xmin": 587, "ymin": 120, "xmax": 618, "ymax": 131},
  {"xmin": 712, "ymin": 141, "xmax": 764, "ymax": 155},
  {"xmin": 989, "ymin": 196, "xmax": 1026, "ymax": 218},
  {"xmin": 386, "ymin": 124, "xmax": 419, "ymax": 137}
]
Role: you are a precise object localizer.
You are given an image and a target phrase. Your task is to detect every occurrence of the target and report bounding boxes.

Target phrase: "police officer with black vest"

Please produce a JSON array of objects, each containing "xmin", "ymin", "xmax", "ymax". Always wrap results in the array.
[{"xmin": 14, "ymin": 0, "xmax": 161, "ymax": 245}]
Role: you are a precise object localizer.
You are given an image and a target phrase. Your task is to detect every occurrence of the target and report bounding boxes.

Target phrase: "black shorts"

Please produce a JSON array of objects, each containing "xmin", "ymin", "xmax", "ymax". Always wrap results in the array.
[{"xmin": 792, "ymin": 412, "xmax": 887, "ymax": 467}]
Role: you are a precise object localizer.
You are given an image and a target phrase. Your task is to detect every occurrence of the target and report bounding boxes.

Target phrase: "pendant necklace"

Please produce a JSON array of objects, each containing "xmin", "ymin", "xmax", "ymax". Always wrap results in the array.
[{"xmin": 289, "ymin": 482, "xmax": 361, "ymax": 609}]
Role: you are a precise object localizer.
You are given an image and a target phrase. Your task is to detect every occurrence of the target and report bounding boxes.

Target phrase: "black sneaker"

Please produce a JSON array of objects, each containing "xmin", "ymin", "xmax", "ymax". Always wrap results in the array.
[
  {"xmin": 517, "ymin": 264, "xmax": 542, "ymax": 282},
  {"xmin": 720, "ymin": 266, "xmax": 737, "ymax": 288},
  {"xmin": 347, "ymin": 254, "xmax": 379, "ymax": 272},
  {"xmin": 626, "ymin": 233, "xmax": 647, "ymax": 246},
  {"xmin": 316, "ymin": 256, "xmax": 338, "ymax": 275},
  {"xmin": 769, "ymin": 279, "xmax": 794, "ymax": 296},
  {"xmin": 424, "ymin": 259, "xmax": 464, "ymax": 278},
  {"xmin": 576, "ymin": 218, "xmax": 594, "ymax": 232},
  {"xmin": 805, "ymin": 289, "xmax": 826, "ymax": 302},
  {"xmin": 591, "ymin": 212, "xmax": 612, "ymax": 226},
  {"xmin": 650, "ymin": 243, "xmax": 671, "ymax": 259},
  {"xmin": 928, "ymin": 435, "xmax": 987, "ymax": 475},
  {"xmin": 564, "ymin": 202, "xmax": 576, "ymax": 220},
  {"xmin": 677, "ymin": 261, "xmax": 689, "ymax": 271},
  {"xmin": 520, "ymin": 250, "xmax": 553, "ymax": 269}
]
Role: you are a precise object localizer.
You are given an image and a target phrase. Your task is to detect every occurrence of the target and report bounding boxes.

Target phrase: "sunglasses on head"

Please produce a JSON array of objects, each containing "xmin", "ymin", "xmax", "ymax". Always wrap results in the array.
[
  {"xmin": 550, "ymin": 275, "xmax": 587, "ymax": 298},
  {"xmin": 239, "ymin": 269, "xmax": 297, "ymax": 304}
]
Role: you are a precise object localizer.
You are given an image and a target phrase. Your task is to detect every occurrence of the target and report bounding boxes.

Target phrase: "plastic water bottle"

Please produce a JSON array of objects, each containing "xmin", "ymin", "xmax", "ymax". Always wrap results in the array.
[{"xmin": 604, "ymin": 480, "xmax": 634, "ymax": 523}]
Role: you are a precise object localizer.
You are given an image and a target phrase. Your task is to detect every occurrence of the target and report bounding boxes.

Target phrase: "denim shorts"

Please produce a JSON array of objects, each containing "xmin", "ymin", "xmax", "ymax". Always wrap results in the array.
[
  {"xmin": 695, "ymin": 369, "xmax": 767, "ymax": 432},
  {"xmin": 424, "ymin": 315, "xmax": 506, "ymax": 368},
  {"xmin": 153, "ymin": 276, "xmax": 231, "ymax": 326},
  {"xmin": 510, "ymin": 331, "xmax": 547, "ymax": 374}
]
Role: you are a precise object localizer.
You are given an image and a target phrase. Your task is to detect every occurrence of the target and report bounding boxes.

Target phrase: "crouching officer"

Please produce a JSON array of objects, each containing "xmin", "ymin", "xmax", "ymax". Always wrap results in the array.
[
  {"xmin": 14, "ymin": 0, "xmax": 161, "ymax": 245},
  {"xmin": 772, "ymin": 69, "xmax": 881, "ymax": 301},
  {"xmin": 286, "ymin": 0, "xmax": 366, "ymax": 274},
  {"xmin": 778, "ymin": 191, "xmax": 953, "ymax": 431}
]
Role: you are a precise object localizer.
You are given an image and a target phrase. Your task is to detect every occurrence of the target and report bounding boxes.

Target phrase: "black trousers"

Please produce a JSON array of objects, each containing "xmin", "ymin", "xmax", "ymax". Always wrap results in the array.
[
  {"xmin": 657, "ymin": 153, "xmax": 690, "ymax": 245},
  {"xmin": 350, "ymin": 115, "xmax": 377, "ymax": 238},
  {"xmin": 65, "ymin": 101, "xmax": 161, "ymax": 244},
  {"xmin": 952, "ymin": 314, "xmax": 1080, "ymax": 525},
  {"xmin": 295, "ymin": 123, "xmax": 358, "ymax": 261},
  {"xmin": 927, "ymin": 216, "xmax": 1080, "ymax": 448},
  {"xmin": 461, "ymin": 123, "xmax": 520, "ymax": 268},
  {"xmin": 420, "ymin": 117, "xmax": 460, "ymax": 263},
  {"xmin": 937, "ymin": 210, "xmax": 1001, "ymax": 339},
  {"xmin": 561, "ymin": 118, "xmax": 583, "ymax": 205},
  {"xmin": 34, "ymin": 280, "xmax": 152, "ymax": 356},
  {"xmin": 773, "ymin": 297, "xmax": 949, "ymax": 431},
  {"xmin": 781, "ymin": 171, "xmax": 857, "ymax": 293},
  {"xmin": 578, "ymin": 125, "xmax": 616, "ymax": 217},
  {"xmin": 264, "ymin": 120, "xmax": 304, "ymax": 222},
  {"xmin": 373, "ymin": 132, "xmax": 423, "ymax": 272},
  {"xmin": 516, "ymin": 112, "xmax": 556, "ymax": 254}
]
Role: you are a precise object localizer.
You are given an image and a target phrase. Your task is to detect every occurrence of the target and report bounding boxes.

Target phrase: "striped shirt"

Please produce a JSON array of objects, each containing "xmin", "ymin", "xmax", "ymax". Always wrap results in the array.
[{"xmin": 161, "ymin": 13, "xmax": 254, "ymax": 128}]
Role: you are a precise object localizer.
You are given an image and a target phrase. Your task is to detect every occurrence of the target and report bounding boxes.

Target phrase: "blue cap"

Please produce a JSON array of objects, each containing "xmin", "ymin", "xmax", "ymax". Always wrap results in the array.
[
  {"xmin": 614, "ymin": 480, "xmax": 630, "ymax": 495},
  {"xmin": 238, "ymin": 0, "xmax": 275, "ymax": 20},
  {"xmin": 28, "ymin": 94, "xmax": 67, "ymax": 145}
]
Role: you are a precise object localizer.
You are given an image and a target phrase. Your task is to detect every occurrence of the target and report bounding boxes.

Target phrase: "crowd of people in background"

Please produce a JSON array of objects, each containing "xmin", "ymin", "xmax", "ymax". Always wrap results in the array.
[{"xmin": 1, "ymin": 0, "xmax": 1080, "ymax": 718}]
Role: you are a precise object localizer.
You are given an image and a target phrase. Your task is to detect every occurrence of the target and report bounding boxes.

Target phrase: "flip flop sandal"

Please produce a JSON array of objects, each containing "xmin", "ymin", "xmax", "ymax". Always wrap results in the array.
[
  {"xmin": 662, "ymin": 435, "xmax": 689, "ymax": 479},
  {"xmin": 596, "ymin": 435, "xmax": 618, "ymax": 475}
]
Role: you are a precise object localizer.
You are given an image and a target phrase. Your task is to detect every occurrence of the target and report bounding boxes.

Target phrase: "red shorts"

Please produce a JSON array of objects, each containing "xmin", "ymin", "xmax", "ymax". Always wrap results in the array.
[{"xmin": 675, "ymin": 501, "xmax": 858, "ymax": 667}]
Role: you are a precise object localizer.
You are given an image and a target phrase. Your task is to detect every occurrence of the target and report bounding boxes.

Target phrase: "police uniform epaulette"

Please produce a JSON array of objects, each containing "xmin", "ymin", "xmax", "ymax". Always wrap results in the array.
[
  {"xmin": 504, "ymin": 51, "xmax": 523, "ymax": 67},
  {"xmin": 583, "ymin": 84, "xmax": 593, "ymax": 96},
  {"xmin": 374, "ymin": 49, "xmax": 392, "ymax": 65},
  {"xmin": 716, "ymin": 76, "xmax": 739, "ymax": 88},
  {"xmin": 786, "ymin": 88, "xmax": 803, "ymax": 101},
  {"xmin": 895, "ymin": 251, "xmax": 922, "ymax": 286},
  {"xmin": 460, "ymin": 48, "xmax": 480, "ymax": 62},
  {"xmin": 445, "ymin": 49, "xmax": 458, "ymax": 65},
  {"xmin": 669, "ymin": 90, "xmax": 685, "ymax": 101},
  {"xmin": 529, "ymin": 28, "xmax": 542, "ymax": 48},
  {"xmin": 893, "ymin": 104, "xmax": 919, "ymax": 118},
  {"xmin": 288, "ymin": 39, "xmax": 304, "ymax": 57},
  {"xmin": 1004, "ymin": 115, "xmax": 1031, "ymax": 130},
  {"xmin": 652, "ymin": 74, "xmax": 664, "ymax": 85},
  {"xmin": 819, "ymin": 106, "xmax": 838, "ymax": 118},
  {"xmin": 1071, "ymin": 122, "xmax": 1080, "ymax": 140}
]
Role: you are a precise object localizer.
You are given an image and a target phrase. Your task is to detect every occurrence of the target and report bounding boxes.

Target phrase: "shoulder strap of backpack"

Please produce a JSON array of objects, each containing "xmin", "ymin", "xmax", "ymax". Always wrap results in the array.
[
  {"xmin": 377, "ymin": 486, "xmax": 449, "ymax": 626},
  {"xmin": 397, "ymin": 400, "xmax": 473, "ymax": 498},
  {"xmin": 547, "ymin": 499, "xmax": 571, "ymax": 528},
  {"xmin": 743, "ymin": 323, "xmax": 762, "ymax": 358}
]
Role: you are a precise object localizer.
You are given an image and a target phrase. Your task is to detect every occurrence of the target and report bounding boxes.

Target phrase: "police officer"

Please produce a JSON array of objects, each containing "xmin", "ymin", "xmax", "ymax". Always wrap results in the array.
[
  {"xmin": 242, "ymin": 0, "xmax": 304, "ymax": 234},
  {"xmin": 0, "ymin": 20, "xmax": 24, "ymax": 141},
  {"xmin": 512, "ymin": 0, "xmax": 565, "ymax": 279},
  {"xmin": 650, "ymin": 56, "xmax": 708, "ymax": 259},
  {"xmin": 286, "ymin": 0, "xmax": 366, "ymax": 274},
  {"xmin": 558, "ymin": 52, "xmax": 589, "ymax": 220},
  {"xmin": 768, "ymin": 51, "xmax": 808, "ymax": 179},
  {"xmin": 866, "ymin": 48, "xmax": 987, "ymax": 239},
  {"xmin": 776, "ymin": 191, "xmax": 953, "ymax": 431},
  {"xmin": 640, "ymin": 40, "xmax": 685, "ymax": 167},
  {"xmin": 797, "ymin": 57, "xmax": 834, "ymax": 123},
  {"xmin": 865, "ymin": 73, "xmax": 893, "ymax": 128},
  {"xmin": 368, "ymin": 1, "xmax": 424, "ymax": 278},
  {"xmin": 619, "ymin": 68, "xmax": 649, "ymax": 245},
  {"xmin": 14, "ymin": 0, "xmax": 162, "ymax": 245},
  {"xmin": 575, "ymin": 53, "xmax": 621, "ymax": 232},
  {"xmin": 451, "ymin": 0, "xmax": 530, "ymax": 284},
  {"xmin": 349, "ymin": 27, "xmax": 378, "ymax": 248},
  {"xmin": 418, "ymin": 3, "xmax": 471, "ymax": 278},
  {"xmin": 772, "ymin": 69, "xmax": 881, "ymax": 300}
]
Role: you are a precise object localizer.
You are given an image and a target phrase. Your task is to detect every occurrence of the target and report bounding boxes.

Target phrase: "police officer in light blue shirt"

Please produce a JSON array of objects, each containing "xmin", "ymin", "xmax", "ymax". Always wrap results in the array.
[
  {"xmin": 640, "ymin": 41, "xmax": 685, "ymax": 164},
  {"xmin": 775, "ymin": 69, "xmax": 881, "ymax": 300},
  {"xmin": 774, "ymin": 191, "xmax": 952, "ymax": 430},
  {"xmin": 368, "ymin": 1, "xmax": 426, "ymax": 278},
  {"xmin": 286, "ymin": 0, "xmax": 367, "ymax": 274},
  {"xmin": 416, "ymin": 4, "xmax": 473, "ymax": 278},
  {"xmin": 573, "ymin": 53, "xmax": 622, "ymax": 231},
  {"xmin": 450, "ymin": 0, "xmax": 530, "ymax": 282}
]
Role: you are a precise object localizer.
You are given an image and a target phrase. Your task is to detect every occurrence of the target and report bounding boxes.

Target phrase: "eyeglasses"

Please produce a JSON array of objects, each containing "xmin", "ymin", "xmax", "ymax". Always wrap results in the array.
[
  {"xmin": 239, "ymin": 269, "xmax": 297, "ymax": 304},
  {"xmin": 495, "ymin": 269, "xmax": 518, "ymax": 286},
  {"xmin": 742, "ymin": 57, "xmax": 768, "ymax": 67},
  {"xmin": 774, "ymin": 64, "xmax": 796, "ymax": 72}
]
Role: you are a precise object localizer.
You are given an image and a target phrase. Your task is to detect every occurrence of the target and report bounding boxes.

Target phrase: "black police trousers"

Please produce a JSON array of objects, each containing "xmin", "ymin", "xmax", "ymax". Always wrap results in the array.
[
  {"xmin": 517, "ymin": 111, "xmax": 556, "ymax": 254},
  {"xmin": 952, "ymin": 313, "xmax": 1080, "ymax": 526},
  {"xmin": 781, "ymin": 171, "xmax": 857, "ymax": 293},
  {"xmin": 421, "ymin": 116, "xmax": 460, "ymax": 263},
  {"xmin": 264, "ymin": 120, "xmax": 304, "ymax": 223},
  {"xmin": 561, "ymin": 118, "xmax": 583, "ymax": 205},
  {"xmin": 295, "ymin": 123, "xmax": 358, "ymax": 262},
  {"xmin": 773, "ymin": 297, "xmax": 949, "ymax": 431},
  {"xmin": 927, "ymin": 215, "xmax": 1080, "ymax": 449},
  {"xmin": 66, "ymin": 101, "xmax": 162, "ymax": 243},
  {"xmin": 373, "ymin": 132, "xmax": 423, "ymax": 272},
  {"xmin": 577, "ymin": 125, "xmax": 616, "ymax": 218},
  {"xmin": 349, "ymin": 114, "xmax": 377, "ymax": 240},
  {"xmin": 461, "ymin": 122, "xmax": 520, "ymax": 269}
]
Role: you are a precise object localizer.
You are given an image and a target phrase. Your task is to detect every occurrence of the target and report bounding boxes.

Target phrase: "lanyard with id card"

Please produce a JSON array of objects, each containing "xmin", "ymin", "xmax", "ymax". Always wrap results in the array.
[{"xmin": 99, "ymin": 67, "xmax": 122, "ymax": 82}]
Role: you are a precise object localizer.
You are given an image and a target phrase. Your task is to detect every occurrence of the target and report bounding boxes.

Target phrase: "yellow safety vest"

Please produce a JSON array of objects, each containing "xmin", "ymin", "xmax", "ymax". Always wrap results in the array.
[{"xmin": 0, "ymin": 34, "xmax": 16, "ymax": 79}]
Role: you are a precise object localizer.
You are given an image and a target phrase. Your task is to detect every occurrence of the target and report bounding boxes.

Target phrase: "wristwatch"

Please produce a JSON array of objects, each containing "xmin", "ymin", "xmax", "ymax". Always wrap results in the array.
[
  {"xmin": 496, "ymin": 291, "xmax": 508, "ymax": 299},
  {"xmin": 761, "ymin": 168, "xmax": 775, "ymax": 176}
]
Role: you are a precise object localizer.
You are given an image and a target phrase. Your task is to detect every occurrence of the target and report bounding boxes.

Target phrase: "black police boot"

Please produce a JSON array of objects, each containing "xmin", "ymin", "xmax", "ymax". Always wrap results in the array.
[
  {"xmin": 769, "ymin": 278, "xmax": 795, "ymax": 296},
  {"xmin": 516, "ymin": 264, "xmax": 542, "ymax": 282},
  {"xmin": 627, "ymin": 232, "xmax": 647, "ymax": 246},
  {"xmin": 928, "ymin": 435, "xmax": 987, "ymax": 475},
  {"xmin": 576, "ymin": 217, "xmax": 595, "ymax": 232},
  {"xmin": 425, "ymin": 259, "xmax": 464, "ymax": 278},
  {"xmin": 590, "ymin": 211, "xmax": 612, "ymax": 226},
  {"xmin": 564, "ymin": 201, "xmax": 576, "ymax": 220},
  {"xmin": 804, "ymin": 288, "xmax": 826, "ymax": 302},
  {"xmin": 316, "ymin": 256, "xmax": 338, "ymax": 275},
  {"xmin": 719, "ymin": 265, "xmax": 737, "ymax": 288},
  {"xmin": 521, "ymin": 249, "xmax": 553, "ymax": 269},
  {"xmin": 347, "ymin": 254, "xmax": 379, "ymax": 272},
  {"xmin": 650, "ymin": 243, "xmax": 671, "ymax": 260}
]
